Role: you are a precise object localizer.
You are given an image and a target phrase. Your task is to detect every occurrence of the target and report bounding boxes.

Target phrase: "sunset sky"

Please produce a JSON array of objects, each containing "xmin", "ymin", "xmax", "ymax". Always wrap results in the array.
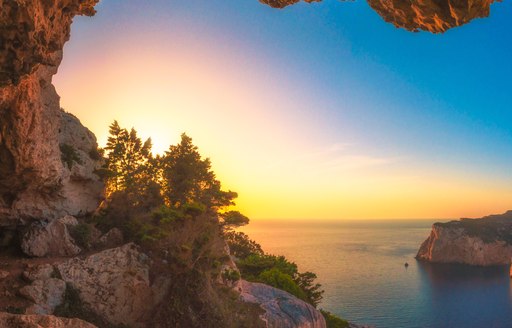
[{"xmin": 54, "ymin": 0, "xmax": 512, "ymax": 220}]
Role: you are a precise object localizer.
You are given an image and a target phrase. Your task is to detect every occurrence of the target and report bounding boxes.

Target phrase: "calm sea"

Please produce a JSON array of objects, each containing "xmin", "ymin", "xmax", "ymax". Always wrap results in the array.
[{"xmin": 239, "ymin": 220, "xmax": 512, "ymax": 328}]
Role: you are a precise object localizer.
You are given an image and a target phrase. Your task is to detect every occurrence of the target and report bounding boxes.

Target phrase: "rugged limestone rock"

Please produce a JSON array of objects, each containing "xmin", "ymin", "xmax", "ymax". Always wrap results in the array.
[
  {"xmin": 55, "ymin": 243, "xmax": 153, "ymax": 327},
  {"xmin": 416, "ymin": 211, "xmax": 512, "ymax": 266},
  {"xmin": 23, "ymin": 264, "xmax": 56, "ymax": 282},
  {"xmin": 19, "ymin": 278, "xmax": 66, "ymax": 315},
  {"xmin": 21, "ymin": 216, "xmax": 81, "ymax": 257},
  {"xmin": 0, "ymin": 312, "xmax": 97, "ymax": 328},
  {"xmin": 240, "ymin": 280, "xmax": 326, "ymax": 328},
  {"xmin": 367, "ymin": 0, "xmax": 498, "ymax": 33},
  {"xmin": 260, "ymin": 0, "xmax": 499, "ymax": 33},
  {"xmin": 0, "ymin": 0, "xmax": 102, "ymax": 226}
]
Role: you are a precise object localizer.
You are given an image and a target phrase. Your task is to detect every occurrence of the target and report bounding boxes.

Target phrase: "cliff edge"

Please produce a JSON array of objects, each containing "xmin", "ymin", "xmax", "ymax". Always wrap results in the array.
[{"xmin": 416, "ymin": 211, "xmax": 512, "ymax": 266}]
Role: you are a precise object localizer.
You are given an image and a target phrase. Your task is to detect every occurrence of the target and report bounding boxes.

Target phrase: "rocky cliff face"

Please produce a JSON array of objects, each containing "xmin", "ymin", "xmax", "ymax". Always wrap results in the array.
[
  {"xmin": 260, "ymin": 0, "xmax": 499, "ymax": 33},
  {"xmin": 240, "ymin": 280, "xmax": 326, "ymax": 328},
  {"xmin": 417, "ymin": 211, "xmax": 512, "ymax": 266},
  {"xmin": 0, "ymin": 0, "xmax": 102, "ymax": 226}
]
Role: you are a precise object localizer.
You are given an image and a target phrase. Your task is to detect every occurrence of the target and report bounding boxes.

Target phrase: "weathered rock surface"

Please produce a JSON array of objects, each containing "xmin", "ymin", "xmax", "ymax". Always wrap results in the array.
[
  {"xmin": 261, "ymin": 0, "xmax": 499, "ymax": 33},
  {"xmin": 19, "ymin": 278, "xmax": 66, "ymax": 315},
  {"xmin": 240, "ymin": 280, "xmax": 326, "ymax": 328},
  {"xmin": 55, "ymin": 243, "xmax": 153, "ymax": 327},
  {"xmin": 21, "ymin": 216, "xmax": 81, "ymax": 257},
  {"xmin": 417, "ymin": 210, "xmax": 512, "ymax": 266},
  {"xmin": 23, "ymin": 264, "xmax": 56, "ymax": 282},
  {"xmin": 0, "ymin": 0, "xmax": 102, "ymax": 226},
  {"xmin": 0, "ymin": 312, "xmax": 97, "ymax": 328},
  {"xmin": 367, "ymin": 0, "xmax": 498, "ymax": 33}
]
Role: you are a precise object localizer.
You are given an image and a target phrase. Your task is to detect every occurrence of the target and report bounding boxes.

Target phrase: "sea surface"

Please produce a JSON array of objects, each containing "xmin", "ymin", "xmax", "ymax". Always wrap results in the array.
[{"xmin": 239, "ymin": 220, "xmax": 512, "ymax": 328}]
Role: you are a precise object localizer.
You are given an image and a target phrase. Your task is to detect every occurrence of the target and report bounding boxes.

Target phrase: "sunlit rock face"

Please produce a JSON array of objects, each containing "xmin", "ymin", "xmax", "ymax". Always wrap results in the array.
[
  {"xmin": 417, "ymin": 211, "xmax": 512, "ymax": 266},
  {"xmin": 367, "ymin": 0, "xmax": 497, "ymax": 33},
  {"xmin": 260, "ymin": 0, "xmax": 498, "ymax": 33},
  {"xmin": 240, "ymin": 280, "xmax": 327, "ymax": 328},
  {"xmin": 0, "ymin": 0, "xmax": 102, "ymax": 225}
]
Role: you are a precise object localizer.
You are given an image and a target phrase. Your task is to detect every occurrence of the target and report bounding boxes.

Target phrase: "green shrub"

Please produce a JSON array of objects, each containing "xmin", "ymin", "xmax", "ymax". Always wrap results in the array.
[
  {"xmin": 4, "ymin": 306, "xmax": 24, "ymax": 314},
  {"xmin": 320, "ymin": 310, "xmax": 350, "ymax": 328},
  {"xmin": 182, "ymin": 202, "xmax": 206, "ymax": 217},
  {"xmin": 258, "ymin": 268, "xmax": 306, "ymax": 301},
  {"xmin": 222, "ymin": 269, "xmax": 241, "ymax": 282},
  {"xmin": 60, "ymin": 143, "xmax": 83, "ymax": 169},
  {"xmin": 69, "ymin": 223, "xmax": 92, "ymax": 249},
  {"xmin": 224, "ymin": 231, "xmax": 264, "ymax": 259},
  {"xmin": 89, "ymin": 147, "xmax": 104, "ymax": 161}
]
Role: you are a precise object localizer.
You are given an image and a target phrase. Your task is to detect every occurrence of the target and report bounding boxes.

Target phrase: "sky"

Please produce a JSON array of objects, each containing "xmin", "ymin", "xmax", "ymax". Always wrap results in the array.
[{"xmin": 54, "ymin": 0, "xmax": 512, "ymax": 220}]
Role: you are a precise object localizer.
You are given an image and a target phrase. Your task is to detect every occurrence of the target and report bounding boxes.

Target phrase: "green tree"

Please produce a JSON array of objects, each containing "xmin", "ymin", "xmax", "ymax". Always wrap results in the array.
[
  {"xmin": 258, "ymin": 268, "xmax": 306, "ymax": 301},
  {"xmin": 104, "ymin": 121, "xmax": 154, "ymax": 198},
  {"xmin": 220, "ymin": 211, "xmax": 249, "ymax": 228},
  {"xmin": 296, "ymin": 271, "xmax": 324, "ymax": 307},
  {"xmin": 224, "ymin": 231, "xmax": 264, "ymax": 259},
  {"xmin": 162, "ymin": 133, "xmax": 236, "ymax": 210}
]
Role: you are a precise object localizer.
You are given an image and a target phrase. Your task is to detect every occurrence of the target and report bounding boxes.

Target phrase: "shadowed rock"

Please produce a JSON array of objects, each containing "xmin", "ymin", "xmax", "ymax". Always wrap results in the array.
[{"xmin": 0, "ymin": 312, "xmax": 96, "ymax": 328}]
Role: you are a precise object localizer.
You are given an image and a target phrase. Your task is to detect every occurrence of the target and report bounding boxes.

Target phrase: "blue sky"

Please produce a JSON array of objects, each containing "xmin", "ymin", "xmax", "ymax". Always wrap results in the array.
[{"xmin": 55, "ymin": 0, "xmax": 512, "ymax": 218}]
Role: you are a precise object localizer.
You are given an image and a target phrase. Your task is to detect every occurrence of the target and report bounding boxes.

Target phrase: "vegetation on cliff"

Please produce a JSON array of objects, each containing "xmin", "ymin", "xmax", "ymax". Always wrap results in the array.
[
  {"xmin": 87, "ymin": 120, "xmax": 343, "ymax": 327},
  {"xmin": 436, "ymin": 211, "xmax": 512, "ymax": 244}
]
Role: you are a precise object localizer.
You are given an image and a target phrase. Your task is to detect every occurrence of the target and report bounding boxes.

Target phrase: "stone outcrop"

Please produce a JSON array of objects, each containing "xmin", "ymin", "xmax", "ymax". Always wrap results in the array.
[
  {"xmin": 260, "ymin": 0, "xmax": 499, "ymax": 33},
  {"xmin": 239, "ymin": 280, "xmax": 326, "ymax": 328},
  {"xmin": 23, "ymin": 264, "xmax": 56, "ymax": 282},
  {"xmin": 20, "ymin": 278, "xmax": 66, "ymax": 315},
  {"xmin": 21, "ymin": 215, "xmax": 81, "ymax": 257},
  {"xmin": 367, "ymin": 0, "xmax": 498, "ymax": 33},
  {"xmin": 55, "ymin": 243, "xmax": 154, "ymax": 327},
  {"xmin": 416, "ymin": 211, "xmax": 512, "ymax": 266},
  {"xmin": 0, "ymin": 0, "xmax": 102, "ymax": 226},
  {"xmin": 0, "ymin": 312, "xmax": 97, "ymax": 328}
]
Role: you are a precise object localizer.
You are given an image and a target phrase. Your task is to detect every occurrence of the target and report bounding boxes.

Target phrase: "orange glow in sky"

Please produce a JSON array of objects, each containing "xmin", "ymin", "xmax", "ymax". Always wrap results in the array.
[{"xmin": 53, "ymin": 11, "xmax": 512, "ymax": 220}]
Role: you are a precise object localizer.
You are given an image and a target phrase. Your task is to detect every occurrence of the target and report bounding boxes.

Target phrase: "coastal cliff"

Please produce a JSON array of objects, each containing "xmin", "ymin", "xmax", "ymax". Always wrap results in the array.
[
  {"xmin": 0, "ymin": 2, "xmax": 329, "ymax": 327},
  {"xmin": 416, "ymin": 211, "xmax": 512, "ymax": 266}
]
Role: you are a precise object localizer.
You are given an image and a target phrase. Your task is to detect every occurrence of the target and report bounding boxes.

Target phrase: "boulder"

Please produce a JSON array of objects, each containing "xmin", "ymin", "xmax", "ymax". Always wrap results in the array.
[
  {"xmin": 23, "ymin": 264, "xmax": 55, "ymax": 282},
  {"xmin": 55, "ymin": 243, "xmax": 153, "ymax": 327},
  {"xmin": 19, "ymin": 278, "xmax": 66, "ymax": 315},
  {"xmin": 21, "ymin": 217, "xmax": 81, "ymax": 257},
  {"xmin": 0, "ymin": 312, "xmax": 97, "ymax": 328},
  {"xmin": 239, "ymin": 280, "xmax": 326, "ymax": 328},
  {"xmin": 0, "ymin": 270, "xmax": 9, "ymax": 279}
]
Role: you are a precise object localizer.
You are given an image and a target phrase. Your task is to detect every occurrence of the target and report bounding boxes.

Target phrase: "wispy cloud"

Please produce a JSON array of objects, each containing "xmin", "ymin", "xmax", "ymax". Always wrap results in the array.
[{"xmin": 263, "ymin": 143, "xmax": 398, "ymax": 172}]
